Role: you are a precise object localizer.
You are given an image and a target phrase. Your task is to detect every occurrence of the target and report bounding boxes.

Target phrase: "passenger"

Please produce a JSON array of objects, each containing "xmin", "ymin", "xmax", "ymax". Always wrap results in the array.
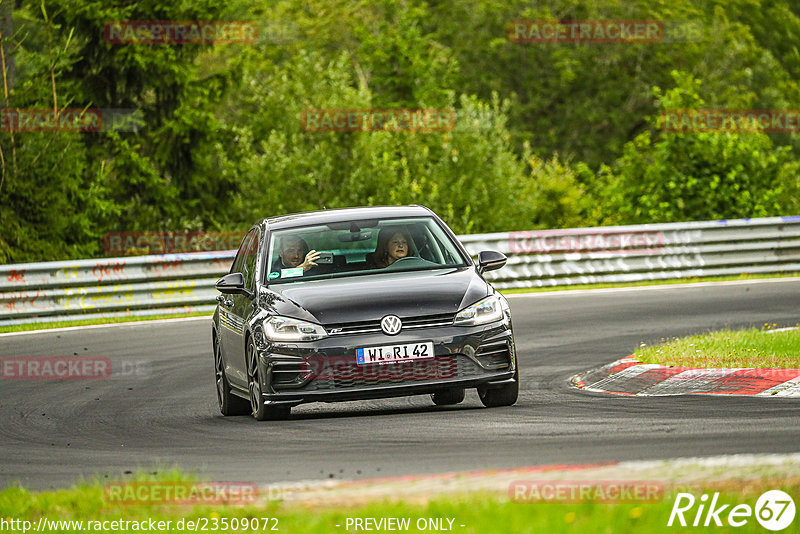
[
  {"xmin": 273, "ymin": 236, "xmax": 320, "ymax": 272},
  {"xmin": 369, "ymin": 228, "xmax": 413, "ymax": 268}
]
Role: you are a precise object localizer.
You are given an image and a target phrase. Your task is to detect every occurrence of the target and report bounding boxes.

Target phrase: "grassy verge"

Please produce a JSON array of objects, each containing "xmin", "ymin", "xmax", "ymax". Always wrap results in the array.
[
  {"xmin": 0, "ymin": 312, "xmax": 211, "ymax": 334},
  {"xmin": 1, "ymin": 475, "xmax": 796, "ymax": 533},
  {"xmin": 500, "ymin": 271, "xmax": 800, "ymax": 295},
  {"xmin": 635, "ymin": 326, "xmax": 800, "ymax": 369}
]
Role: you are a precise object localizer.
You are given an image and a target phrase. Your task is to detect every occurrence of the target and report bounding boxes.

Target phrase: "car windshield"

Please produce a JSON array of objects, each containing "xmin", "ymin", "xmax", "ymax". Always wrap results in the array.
[{"xmin": 264, "ymin": 216, "xmax": 468, "ymax": 284}]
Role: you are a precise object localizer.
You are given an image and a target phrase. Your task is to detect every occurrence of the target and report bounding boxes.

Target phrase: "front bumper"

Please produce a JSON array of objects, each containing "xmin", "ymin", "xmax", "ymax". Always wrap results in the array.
[{"xmin": 254, "ymin": 321, "xmax": 516, "ymax": 405}]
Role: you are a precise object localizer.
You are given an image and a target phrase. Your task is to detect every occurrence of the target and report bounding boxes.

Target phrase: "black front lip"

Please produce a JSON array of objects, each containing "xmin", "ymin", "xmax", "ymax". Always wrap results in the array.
[
  {"xmin": 251, "ymin": 321, "xmax": 516, "ymax": 405},
  {"xmin": 258, "ymin": 372, "xmax": 516, "ymax": 404}
]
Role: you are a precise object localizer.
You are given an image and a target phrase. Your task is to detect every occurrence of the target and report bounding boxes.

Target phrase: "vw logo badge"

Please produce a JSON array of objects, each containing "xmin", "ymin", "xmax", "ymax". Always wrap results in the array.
[{"xmin": 380, "ymin": 315, "xmax": 402, "ymax": 335}]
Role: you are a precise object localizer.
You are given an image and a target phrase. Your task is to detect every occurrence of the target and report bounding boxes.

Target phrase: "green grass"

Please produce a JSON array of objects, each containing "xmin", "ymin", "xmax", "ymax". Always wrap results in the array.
[
  {"xmin": 500, "ymin": 272, "xmax": 800, "ymax": 294},
  {"xmin": 1, "ymin": 474, "xmax": 796, "ymax": 533},
  {"xmin": 0, "ymin": 311, "xmax": 212, "ymax": 334},
  {"xmin": 635, "ymin": 326, "xmax": 800, "ymax": 369}
]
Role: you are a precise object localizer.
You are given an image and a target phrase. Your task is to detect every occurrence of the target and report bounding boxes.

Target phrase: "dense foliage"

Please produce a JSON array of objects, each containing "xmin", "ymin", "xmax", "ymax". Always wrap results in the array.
[{"xmin": 1, "ymin": 0, "xmax": 798, "ymax": 262}]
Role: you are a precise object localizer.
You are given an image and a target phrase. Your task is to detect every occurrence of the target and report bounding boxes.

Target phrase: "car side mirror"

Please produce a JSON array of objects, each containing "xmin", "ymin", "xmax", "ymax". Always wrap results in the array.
[
  {"xmin": 477, "ymin": 250, "xmax": 507, "ymax": 273},
  {"xmin": 215, "ymin": 272, "xmax": 253, "ymax": 299}
]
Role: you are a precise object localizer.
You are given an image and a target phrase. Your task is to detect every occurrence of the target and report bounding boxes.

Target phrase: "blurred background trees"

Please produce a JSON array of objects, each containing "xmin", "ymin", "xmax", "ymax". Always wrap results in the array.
[{"xmin": 1, "ymin": 0, "xmax": 798, "ymax": 262}]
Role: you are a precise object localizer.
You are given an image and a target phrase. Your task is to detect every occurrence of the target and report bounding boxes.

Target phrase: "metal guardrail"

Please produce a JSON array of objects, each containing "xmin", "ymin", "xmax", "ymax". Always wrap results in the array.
[
  {"xmin": 0, "ymin": 252, "xmax": 234, "ymax": 326},
  {"xmin": 2, "ymin": 216, "xmax": 799, "ymax": 326},
  {"xmin": 463, "ymin": 216, "xmax": 800, "ymax": 289}
]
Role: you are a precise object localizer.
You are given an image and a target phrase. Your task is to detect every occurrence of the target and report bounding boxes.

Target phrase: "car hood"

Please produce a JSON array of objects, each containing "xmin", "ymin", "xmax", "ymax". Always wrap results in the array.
[{"xmin": 265, "ymin": 267, "xmax": 490, "ymax": 325}]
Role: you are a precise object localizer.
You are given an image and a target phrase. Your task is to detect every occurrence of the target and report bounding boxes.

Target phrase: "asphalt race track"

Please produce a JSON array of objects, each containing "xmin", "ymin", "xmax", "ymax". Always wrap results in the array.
[{"xmin": 2, "ymin": 279, "xmax": 799, "ymax": 491}]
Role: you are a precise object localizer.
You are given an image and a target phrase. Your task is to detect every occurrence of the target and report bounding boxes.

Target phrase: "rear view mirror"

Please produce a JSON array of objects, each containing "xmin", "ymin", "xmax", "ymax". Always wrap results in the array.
[
  {"xmin": 327, "ymin": 219, "xmax": 378, "ymax": 230},
  {"xmin": 477, "ymin": 250, "xmax": 507, "ymax": 273},
  {"xmin": 338, "ymin": 231, "xmax": 373, "ymax": 242}
]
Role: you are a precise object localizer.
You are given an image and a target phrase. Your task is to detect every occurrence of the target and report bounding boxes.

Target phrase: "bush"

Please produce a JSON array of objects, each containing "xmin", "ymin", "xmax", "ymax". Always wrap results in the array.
[{"xmin": 600, "ymin": 72, "xmax": 800, "ymax": 225}]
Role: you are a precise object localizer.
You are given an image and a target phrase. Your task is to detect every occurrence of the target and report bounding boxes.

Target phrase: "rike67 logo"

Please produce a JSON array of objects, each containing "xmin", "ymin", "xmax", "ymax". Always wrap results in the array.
[{"xmin": 668, "ymin": 490, "xmax": 795, "ymax": 531}]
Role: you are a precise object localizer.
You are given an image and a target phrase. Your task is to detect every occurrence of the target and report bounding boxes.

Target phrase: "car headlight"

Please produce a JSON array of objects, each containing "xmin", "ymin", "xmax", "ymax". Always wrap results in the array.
[
  {"xmin": 454, "ymin": 295, "xmax": 505, "ymax": 326},
  {"xmin": 264, "ymin": 316, "xmax": 327, "ymax": 342}
]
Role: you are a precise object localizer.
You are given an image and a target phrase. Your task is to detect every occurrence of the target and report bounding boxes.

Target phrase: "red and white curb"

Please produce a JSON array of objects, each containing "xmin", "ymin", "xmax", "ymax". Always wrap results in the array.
[{"xmin": 572, "ymin": 356, "xmax": 800, "ymax": 397}]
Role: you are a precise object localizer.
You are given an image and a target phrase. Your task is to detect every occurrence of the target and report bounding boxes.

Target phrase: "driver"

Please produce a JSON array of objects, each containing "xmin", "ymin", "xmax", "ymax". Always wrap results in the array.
[
  {"xmin": 369, "ymin": 228, "xmax": 412, "ymax": 268},
  {"xmin": 273, "ymin": 235, "xmax": 320, "ymax": 272}
]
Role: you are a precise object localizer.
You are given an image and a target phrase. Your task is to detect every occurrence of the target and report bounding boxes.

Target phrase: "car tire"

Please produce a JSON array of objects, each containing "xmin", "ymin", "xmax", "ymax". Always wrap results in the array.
[
  {"xmin": 247, "ymin": 338, "xmax": 291, "ymax": 421},
  {"xmin": 214, "ymin": 335, "xmax": 250, "ymax": 416},
  {"xmin": 431, "ymin": 388, "xmax": 465, "ymax": 406},
  {"xmin": 478, "ymin": 368, "xmax": 519, "ymax": 408}
]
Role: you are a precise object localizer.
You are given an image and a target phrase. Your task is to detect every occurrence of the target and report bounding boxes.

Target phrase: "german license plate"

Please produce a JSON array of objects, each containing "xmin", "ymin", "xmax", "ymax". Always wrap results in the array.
[{"xmin": 356, "ymin": 342, "xmax": 434, "ymax": 365}]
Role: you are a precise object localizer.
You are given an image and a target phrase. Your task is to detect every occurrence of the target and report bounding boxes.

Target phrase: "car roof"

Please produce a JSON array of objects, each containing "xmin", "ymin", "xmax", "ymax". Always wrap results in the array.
[{"xmin": 259, "ymin": 205, "xmax": 435, "ymax": 230}]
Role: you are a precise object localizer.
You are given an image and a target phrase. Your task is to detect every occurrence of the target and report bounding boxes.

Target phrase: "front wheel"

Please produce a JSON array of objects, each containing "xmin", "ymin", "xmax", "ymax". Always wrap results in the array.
[
  {"xmin": 478, "ymin": 369, "xmax": 519, "ymax": 408},
  {"xmin": 215, "ymin": 335, "xmax": 250, "ymax": 416},
  {"xmin": 247, "ymin": 338, "xmax": 291, "ymax": 421}
]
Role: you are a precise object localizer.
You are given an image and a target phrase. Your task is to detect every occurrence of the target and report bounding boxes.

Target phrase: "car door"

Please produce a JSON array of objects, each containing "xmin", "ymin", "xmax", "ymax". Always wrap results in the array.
[
  {"xmin": 225, "ymin": 228, "xmax": 261, "ymax": 388},
  {"xmin": 220, "ymin": 230, "xmax": 254, "ymax": 387}
]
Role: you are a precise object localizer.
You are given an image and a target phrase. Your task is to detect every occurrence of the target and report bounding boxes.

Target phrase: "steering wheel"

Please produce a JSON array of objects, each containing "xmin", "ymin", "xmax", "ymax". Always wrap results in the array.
[
  {"xmin": 386, "ymin": 256, "xmax": 439, "ymax": 270},
  {"xmin": 390, "ymin": 256, "xmax": 417, "ymax": 265}
]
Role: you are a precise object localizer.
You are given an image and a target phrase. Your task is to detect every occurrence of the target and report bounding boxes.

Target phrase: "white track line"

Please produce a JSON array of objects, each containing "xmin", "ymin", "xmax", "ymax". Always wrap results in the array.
[
  {"xmin": 766, "ymin": 326, "xmax": 799, "ymax": 334},
  {"xmin": 504, "ymin": 277, "xmax": 800, "ymax": 298},
  {"xmin": 0, "ymin": 315, "xmax": 211, "ymax": 338},
  {"xmin": 4, "ymin": 277, "xmax": 799, "ymax": 336}
]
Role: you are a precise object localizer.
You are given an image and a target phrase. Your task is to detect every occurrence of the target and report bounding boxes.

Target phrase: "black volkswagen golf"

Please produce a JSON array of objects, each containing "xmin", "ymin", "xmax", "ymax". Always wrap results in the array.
[{"xmin": 212, "ymin": 205, "xmax": 518, "ymax": 420}]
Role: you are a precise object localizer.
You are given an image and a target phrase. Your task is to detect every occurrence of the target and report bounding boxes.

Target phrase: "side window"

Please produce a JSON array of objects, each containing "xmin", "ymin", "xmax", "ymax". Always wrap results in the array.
[
  {"xmin": 230, "ymin": 231, "xmax": 254, "ymax": 275},
  {"xmin": 242, "ymin": 231, "xmax": 260, "ymax": 290}
]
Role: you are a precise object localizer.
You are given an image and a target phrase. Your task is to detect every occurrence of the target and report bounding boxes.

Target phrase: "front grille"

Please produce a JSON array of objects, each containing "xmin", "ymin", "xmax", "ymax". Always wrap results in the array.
[
  {"xmin": 324, "ymin": 312, "xmax": 456, "ymax": 336},
  {"xmin": 299, "ymin": 354, "xmax": 482, "ymax": 391},
  {"xmin": 475, "ymin": 340, "xmax": 512, "ymax": 370}
]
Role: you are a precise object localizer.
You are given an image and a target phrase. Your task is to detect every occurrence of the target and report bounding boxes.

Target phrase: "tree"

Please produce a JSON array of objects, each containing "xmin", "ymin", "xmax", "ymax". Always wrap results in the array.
[{"xmin": 600, "ymin": 72, "xmax": 800, "ymax": 224}]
